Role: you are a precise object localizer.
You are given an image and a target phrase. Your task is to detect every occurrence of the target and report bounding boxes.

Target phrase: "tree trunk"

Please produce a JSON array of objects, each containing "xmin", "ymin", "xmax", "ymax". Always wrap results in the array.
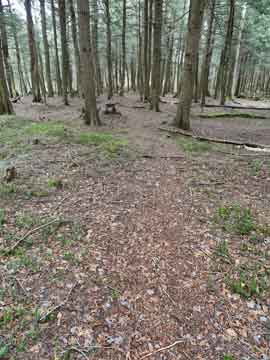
[
  {"xmin": 51, "ymin": 0, "xmax": 62, "ymax": 96},
  {"xmin": 58, "ymin": 0, "xmax": 69, "ymax": 105},
  {"xmin": 220, "ymin": 0, "xmax": 235, "ymax": 105},
  {"xmin": 104, "ymin": 0, "xmax": 113, "ymax": 99},
  {"xmin": 0, "ymin": 34, "xmax": 13, "ymax": 114},
  {"xmin": 40, "ymin": 0, "xmax": 54, "ymax": 97},
  {"xmin": 119, "ymin": 0, "xmax": 126, "ymax": 96},
  {"xmin": 200, "ymin": 0, "xmax": 216, "ymax": 106},
  {"xmin": 143, "ymin": 0, "xmax": 149, "ymax": 100},
  {"xmin": 77, "ymin": 0, "xmax": 100, "ymax": 126},
  {"xmin": 232, "ymin": 2, "xmax": 247, "ymax": 97},
  {"xmin": 150, "ymin": 0, "xmax": 163, "ymax": 111},
  {"xmin": 25, "ymin": 0, "xmax": 42, "ymax": 102},
  {"xmin": 175, "ymin": 0, "xmax": 205, "ymax": 130},
  {"xmin": 68, "ymin": 0, "xmax": 81, "ymax": 95},
  {"xmin": 92, "ymin": 0, "xmax": 102, "ymax": 95}
]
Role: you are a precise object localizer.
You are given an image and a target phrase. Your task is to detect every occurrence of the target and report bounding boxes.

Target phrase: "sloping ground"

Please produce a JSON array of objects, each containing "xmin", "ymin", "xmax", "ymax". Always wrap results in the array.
[{"xmin": 0, "ymin": 96, "xmax": 270, "ymax": 359}]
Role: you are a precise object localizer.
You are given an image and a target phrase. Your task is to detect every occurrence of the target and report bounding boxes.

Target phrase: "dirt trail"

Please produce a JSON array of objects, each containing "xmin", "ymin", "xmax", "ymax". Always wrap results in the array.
[{"xmin": 1, "ymin": 96, "xmax": 269, "ymax": 359}]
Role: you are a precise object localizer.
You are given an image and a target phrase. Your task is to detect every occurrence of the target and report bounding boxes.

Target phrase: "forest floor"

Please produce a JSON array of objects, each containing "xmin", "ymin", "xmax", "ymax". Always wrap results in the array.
[{"xmin": 0, "ymin": 94, "xmax": 270, "ymax": 360}]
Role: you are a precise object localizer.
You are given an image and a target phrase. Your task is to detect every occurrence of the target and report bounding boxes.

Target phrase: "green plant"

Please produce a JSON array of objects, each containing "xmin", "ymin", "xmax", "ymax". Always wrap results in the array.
[
  {"xmin": 216, "ymin": 204, "xmax": 254, "ymax": 235},
  {"xmin": 0, "ymin": 344, "xmax": 9, "ymax": 358},
  {"xmin": 47, "ymin": 178, "xmax": 63, "ymax": 189},
  {"xmin": 214, "ymin": 240, "xmax": 230, "ymax": 261},
  {"xmin": 76, "ymin": 132, "xmax": 127, "ymax": 157},
  {"xmin": 250, "ymin": 160, "xmax": 263, "ymax": 176},
  {"xmin": 0, "ymin": 209, "xmax": 5, "ymax": 227},
  {"xmin": 223, "ymin": 355, "xmax": 234, "ymax": 360},
  {"xmin": 176, "ymin": 136, "xmax": 213, "ymax": 153},
  {"xmin": 0, "ymin": 183, "xmax": 17, "ymax": 197}
]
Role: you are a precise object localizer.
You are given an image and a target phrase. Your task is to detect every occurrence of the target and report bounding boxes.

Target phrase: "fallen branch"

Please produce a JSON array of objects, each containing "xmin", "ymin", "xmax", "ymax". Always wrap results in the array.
[
  {"xmin": 139, "ymin": 339, "xmax": 185, "ymax": 360},
  {"xmin": 203, "ymin": 103, "xmax": 270, "ymax": 111},
  {"xmin": 38, "ymin": 283, "xmax": 78, "ymax": 322},
  {"xmin": 141, "ymin": 154, "xmax": 184, "ymax": 159},
  {"xmin": 5, "ymin": 218, "xmax": 60, "ymax": 254},
  {"xmin": 158, "ymin": 126, "xmax": 270, "ymax": 150}
]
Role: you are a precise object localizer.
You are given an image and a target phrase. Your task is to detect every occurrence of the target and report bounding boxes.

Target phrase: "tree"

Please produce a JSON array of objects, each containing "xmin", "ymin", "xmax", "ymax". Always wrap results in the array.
[
  {"xmin": 77, "ymin": 0, "xmax": 101, "ymax": 126},
  {"xmin": 58, "ymin": 0, "xmax": 69, "ymax": 105},
  {"xmin": 25, "ymin": 0, "xmax": 42, "ymax": 102},
  {"xmin": 68, "ymin": 0, "xmax": 81, "ymax": 95},
  {"xmin": 39, "ymin": 0, "xmax": 53, "ymax": 97},
  {"xmin": 104, "ymin": 0, "xmax": 113, "ymax": 99},
  {"xmin": 150, "ymin": 0, "xmax": 163, "ymax": 111},
  {"xmin": 175, "ymin": 0, "xmax": 205, "ymax": 130},
  {"xmin": 119, "ymin": 0, "xmax": 127, "ymax": 96},
  {"xmin": 0, "ymin": 34, "xmax": 13, "ymax": 114},
  {"xmin": 51, "ymin": 0, "xmax": 62, "ymax": 96}
]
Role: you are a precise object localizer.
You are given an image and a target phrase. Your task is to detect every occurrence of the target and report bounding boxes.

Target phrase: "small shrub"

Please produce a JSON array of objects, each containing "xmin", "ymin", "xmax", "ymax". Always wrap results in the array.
[
  {"xmin": 216, "ymin": 204, "xmax": 254, "ymax": 235},
  {"xmin": 47, "ymin": 178, "xmax": 63, "ymax": 189}
]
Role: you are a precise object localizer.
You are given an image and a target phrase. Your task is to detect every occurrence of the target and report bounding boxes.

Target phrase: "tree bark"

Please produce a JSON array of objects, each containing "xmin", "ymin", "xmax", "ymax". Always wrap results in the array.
[
  {"xmin": 119, "ymin": 0, "xmax": 126, "ymax": 96},
  {"xmin": 0, "ymin": 34, "xmax": 13, "ymax": 114},
  {"xmin": 220, "ymin": 0, "xmax": 235, "ymax": 105},
  {"xmin": 68, "ymin": 0, "xmax": 81, "ymax": 95},
  {"xmin": 104, "ymin": 0, "xmax": 113, "ymax": 99},
  {"xmin": 39, "ymin": 0, "xmax": 54, "ymax": 97},
  {"xmin": 77, "ymin": 0, "xmax": 100, "ymax": 126},
  {"xmin": 200, "ymin": 0, "xmax": 216, "ymax": 106},
  {"xmin": 51, "ymin": 0, "xmax": 62, "ymax": 96},
  {"xmin": 92, "ymin": 0, "xmax": 102, "ymax": 95},
  {"xmin": 175, "ymin": 0, "xmax": 205, "ymax": 130},
  {"xmin": 25, "ymin": 0, "xmax": 42, "ymax": 102},
  {"xmin": 150, "ymin": 0, "xmax": 163, "ymax": 111},
  {"xmin": 58, "ymin": 0, "xmax": 69, "ymax": 105},
  {"xmin": 232, "ymin": 2, "xmax": 247, "ymax": 97}
]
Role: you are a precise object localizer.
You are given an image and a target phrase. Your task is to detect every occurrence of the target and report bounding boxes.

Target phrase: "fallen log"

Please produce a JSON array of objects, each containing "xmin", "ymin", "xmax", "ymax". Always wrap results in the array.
[
  {"xmin": 203, "ymin": 104, "xmax": 270, "ymax": 111},
  {"xmin": 158, "ymin": 126, "xmax": 270, "ymax": 150}
]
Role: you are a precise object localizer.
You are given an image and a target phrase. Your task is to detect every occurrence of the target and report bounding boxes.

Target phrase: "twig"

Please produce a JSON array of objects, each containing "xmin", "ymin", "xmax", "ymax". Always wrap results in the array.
[
  {"xmin": 5, "ymin": 218, "xmax": 60, "ymax": 254},
  {"xmin": 139, "ymin": 339, "xmax": 185, "ymax": 359},
  {"xmin": 65, "ymin": 347, "xmax": 90, "ymax": 360},
  {"xmin": 38, "ymin": 283, "xmax": 78, "ymax": 322}
]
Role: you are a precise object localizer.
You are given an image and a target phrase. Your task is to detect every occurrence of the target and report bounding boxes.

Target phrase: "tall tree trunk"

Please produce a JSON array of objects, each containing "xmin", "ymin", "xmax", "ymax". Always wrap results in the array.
[
  {"xmin": 51, "ymin": 0, "xmax": 62, "ymax": 95},
  {"xmin": 8, "ymin": 0, "xmax": 27, "ymax": 94},
  {"xmin": 25, "ymin": 0, "xmax": 41, "ymax": 102},
  {"xmin": 150, "ymin": 0, "xmax": 163, "ymax": 111},
  {"xmin": 0, "ymin": 0, "xmax": 15, "ymax": 97},
  {"xmin": 220, "ymin": 0, "xmax": 235, "ymax": 105},
  {"xmin": 119, "ymin": 0, "xmax": 126, "ymax": 95},
  {"xmin": 143, "ymin": 0, "xmax": 149, "ymax": 100},
  {"xmin": 0, "ymin": 36, "xmax": 13, "ymax": 114},
  {"xmin": 200, "ymin": 0, "xmax": 216, "ymax": 106},
  {"xmin": 77, "ymin": 0, "xmax": 100, "ymax": 125},
  {"xmin": 175, "ymin": 0, "xmax": 205, "ymax": 130},
  {"xmin": 58, "ymin": 0, "xmax": 69, "ymax": 105},
  {"xmin": 232, "ymin": 2, "xmax": 247, "ymax": 97},
  {"xmin": 68, "ymin": 0, "xmax": 81, "ymax": 95},
  {"xmin": 40, "ymin": 0, "xmax": 54, "ymax": 97},
  {"xmin": 104, "ymin": 0, "xmax": 113, "ymax": 99},
  {"xmin": 92, "ymin": 0, "xmax": 102, "ymax": 95}
]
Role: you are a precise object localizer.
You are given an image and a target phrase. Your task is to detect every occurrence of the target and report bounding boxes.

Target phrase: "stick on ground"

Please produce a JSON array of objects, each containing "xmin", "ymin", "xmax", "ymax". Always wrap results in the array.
[{"xmin": 139, "ymin": 339, "xmax": 185, "ymax": 360}]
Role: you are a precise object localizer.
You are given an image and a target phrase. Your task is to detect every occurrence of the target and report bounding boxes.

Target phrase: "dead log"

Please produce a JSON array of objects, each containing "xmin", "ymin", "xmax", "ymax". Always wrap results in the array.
[
  {"xmin": 203, "ymin": 104, "xmax": 270, "ymax": 111},
  {"xmin": 158, "ymin": 126, "xmax": 270, "ymax": 150}
]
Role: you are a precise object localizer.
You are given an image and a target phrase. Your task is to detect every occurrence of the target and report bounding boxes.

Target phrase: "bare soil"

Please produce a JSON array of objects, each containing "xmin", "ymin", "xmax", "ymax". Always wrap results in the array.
[{"xmin": 0, "ymin": 95, "xmax": 270, "ymax": 360}]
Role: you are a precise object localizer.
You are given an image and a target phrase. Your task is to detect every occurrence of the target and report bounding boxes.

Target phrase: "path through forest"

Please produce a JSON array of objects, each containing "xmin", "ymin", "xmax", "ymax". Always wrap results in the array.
[{"xmin": 0, "ymin": 97, "xmax": 270, "ymax": 360}]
